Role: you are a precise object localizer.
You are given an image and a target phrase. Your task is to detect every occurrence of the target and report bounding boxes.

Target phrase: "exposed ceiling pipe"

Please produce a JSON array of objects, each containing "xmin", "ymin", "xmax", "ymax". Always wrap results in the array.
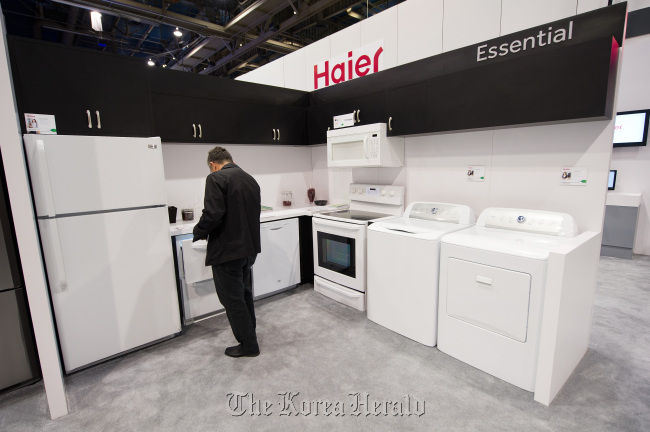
[
  {"xmin": 200, "ymin": 0, "xmax": 341, "ymax": 75},
  {"xmin": 47, "ymin": 0, "xmax": 299, "ymax": 54},
  {"xmin": 224, "ymin": 0, "xmax": 273, "ymax": 31}
]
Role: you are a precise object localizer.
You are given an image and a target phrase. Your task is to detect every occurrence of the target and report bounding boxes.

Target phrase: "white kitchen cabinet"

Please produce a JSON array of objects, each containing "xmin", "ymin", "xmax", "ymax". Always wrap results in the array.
[
  {"xmin": 397, "ymin": 0, "xmax": 444, "ymax": 66},
  {"xmin": 360, "ymin": 6, "xmax": 398, "ymax": 70},
  {"xmin": 442, "ymin": 0, "xmax": 502, "ymax": 52},
  {"xmin": 577, "ymin": 0, "xmax": 607, "ymax": 14},
  {"xmin": 501, "ymin": 0, "xmax": 577, "ymax": 36},
  {"xmin": 254, "ymin": 218, "xmax": 301, "ymax": 299}
]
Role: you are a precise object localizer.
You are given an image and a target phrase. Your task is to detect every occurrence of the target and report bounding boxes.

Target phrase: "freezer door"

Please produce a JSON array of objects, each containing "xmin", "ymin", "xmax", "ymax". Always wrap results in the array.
[
  {"xmin": 40, "ymin": 206, "xmax": 181, "ymax": 372},
  {"xmin": 23, "ymin": 135, "xmax": 167, "ymax": 216}
]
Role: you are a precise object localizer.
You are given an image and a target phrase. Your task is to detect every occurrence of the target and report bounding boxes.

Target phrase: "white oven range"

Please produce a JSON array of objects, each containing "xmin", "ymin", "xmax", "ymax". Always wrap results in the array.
[{"xmin": 312, "ymin": 184, "xmax": 405, "ymax": 311}]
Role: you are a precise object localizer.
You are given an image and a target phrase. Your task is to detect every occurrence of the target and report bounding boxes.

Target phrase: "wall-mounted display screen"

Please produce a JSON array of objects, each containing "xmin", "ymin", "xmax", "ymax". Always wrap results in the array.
[
  {"xmin": 608, "ymin": 170, "xmax": 617, "ymax": 190},
  {"xmin": 613, "ymin": 110, "xmax": 649, "ymax": 147}
]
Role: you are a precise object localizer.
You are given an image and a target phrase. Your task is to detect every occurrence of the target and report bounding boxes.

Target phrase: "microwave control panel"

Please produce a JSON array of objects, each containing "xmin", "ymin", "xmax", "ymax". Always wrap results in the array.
[{"xmin": 368, "ymin": 134, "xmax": 380, "ymax": 159}]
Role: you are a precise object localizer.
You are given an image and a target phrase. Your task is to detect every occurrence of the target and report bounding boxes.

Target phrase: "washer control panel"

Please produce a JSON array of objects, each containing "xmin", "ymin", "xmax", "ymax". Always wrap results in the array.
[
  {"xmin": 348, "ymin": 184, "xmax": 404, "ymax": 206},
  {"xmin": 478, "ymin": 208, "xmax": 578, "ymax": 237},
  {"xmin": 406, "ymin": 202, "xmax": 475, "ymax": 225}
]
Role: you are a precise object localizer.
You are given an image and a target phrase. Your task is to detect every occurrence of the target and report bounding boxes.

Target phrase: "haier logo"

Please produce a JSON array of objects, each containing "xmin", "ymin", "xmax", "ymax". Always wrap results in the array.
[{"xmin": 313, "ymin": 41, "xmax": 384, "ymax": 90}]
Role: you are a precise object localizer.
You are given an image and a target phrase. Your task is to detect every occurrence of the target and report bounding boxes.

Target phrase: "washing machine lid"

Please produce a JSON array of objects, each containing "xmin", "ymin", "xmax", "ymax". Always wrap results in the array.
[
  {"xmin": 441, "ymin": 226, "xmax": 575, "ymax": 260},
  {"xmin": 369, "ymin": 216, "xmax": 473, "ymax": 240}
]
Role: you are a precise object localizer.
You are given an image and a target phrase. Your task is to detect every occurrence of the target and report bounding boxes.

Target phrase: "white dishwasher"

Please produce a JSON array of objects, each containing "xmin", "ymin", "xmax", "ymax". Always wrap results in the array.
[
  {"xmin": 173, "ymin": 234, "xmax": 224, "ymax": 325},
  {"xmin": 254, "ymin": 218, "xmax": 301, "ymax": 299}
]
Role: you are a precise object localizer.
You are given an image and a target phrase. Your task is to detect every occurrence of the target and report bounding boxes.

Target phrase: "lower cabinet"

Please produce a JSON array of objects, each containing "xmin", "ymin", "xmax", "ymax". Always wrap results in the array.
[{"xmin": 254, "ymin": 218, "xmax": 301, "ymax": 299}]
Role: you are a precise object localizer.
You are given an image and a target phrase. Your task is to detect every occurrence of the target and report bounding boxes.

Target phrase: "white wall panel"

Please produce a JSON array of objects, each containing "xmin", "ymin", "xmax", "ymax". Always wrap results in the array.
[
  {"xmin": 360, "ymin": 6, "xmax": 399, "ymax": 70},
  {"xmin": 490, "ymin": 121, "xmax": 614, "ymax": 233},
  {"xmin": 283, "ymin": 49, "xmax": 307, "ymax": 91},
  {"xmin": 330, "ymin": 24, "xmax": 361, "ymax": 58},
  {"xmin": 235, "ymin": 58, "xmax": 285, "ymax": 88},
  {"xmin": 303, "ymin": 37, "xmax": 331, "ymax": 92},
  {"xmin": 397, "ymin": 0, "xmax": 444, "ymax": 65},
  {"xmin": 613, "ymin": 0, "xmax": 650, "ymax": 11},
  {"xmin": 577, "ymin": 0, "xmax": 608, "ymax": 13},
  {"xmin": 501, "ymin": 0, "xmax": 577, "ymax": 36},
  {"xmin": 397, "ymin": 131, "xmax": 494, "ymax": 211},
  {"xmin": 611, "ymin": 34, "xmax": 650, "ymax": 254},
  {"xmin": 442, "ymin": 0, "xmax": 502, "ymax": 52},
  {"xmin": 162, "ymin": 144, "xmax": 313, "ymax": 212},
  {"xmin": 0, "ymin": 8, "xmax": 68, "ymax": 418}
]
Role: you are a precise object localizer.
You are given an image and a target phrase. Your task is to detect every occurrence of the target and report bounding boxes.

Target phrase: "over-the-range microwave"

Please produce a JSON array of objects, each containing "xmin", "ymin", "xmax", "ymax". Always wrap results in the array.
[{"xmin": 326, "ymin": 123, "xmax": 405, "ymax": 168}]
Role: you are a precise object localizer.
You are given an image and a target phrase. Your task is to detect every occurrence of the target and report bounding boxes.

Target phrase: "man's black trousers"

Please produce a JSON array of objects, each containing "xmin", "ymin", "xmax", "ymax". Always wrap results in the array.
[{"xmin": 211, "ymin": 255, "xmax": 259, "ymax": 352}]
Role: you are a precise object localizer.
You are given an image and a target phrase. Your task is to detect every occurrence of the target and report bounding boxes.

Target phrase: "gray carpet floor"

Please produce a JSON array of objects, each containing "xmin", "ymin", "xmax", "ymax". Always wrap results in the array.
[{"xmin": 1, "ymin": 255, "xmax": 649, "ymax": 431}]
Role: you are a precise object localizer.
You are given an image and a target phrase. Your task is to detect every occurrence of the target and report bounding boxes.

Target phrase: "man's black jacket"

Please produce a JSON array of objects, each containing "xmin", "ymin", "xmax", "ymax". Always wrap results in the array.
[{"xmin": 193, "ymin": 163, "xmax": 261, "ymax": 266}]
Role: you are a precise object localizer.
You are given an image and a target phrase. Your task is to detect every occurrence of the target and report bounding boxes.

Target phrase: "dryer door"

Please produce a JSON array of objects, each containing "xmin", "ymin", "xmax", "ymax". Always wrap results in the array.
[{"xmin": 446, "ymin": 258, "xmax": 531, "ymax": 342}]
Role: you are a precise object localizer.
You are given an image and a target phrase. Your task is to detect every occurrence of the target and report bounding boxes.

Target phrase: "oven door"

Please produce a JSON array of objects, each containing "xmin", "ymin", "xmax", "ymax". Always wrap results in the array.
[{"xmin": 312, "ymin": 217, "xmax": 366, "ymax": 292}]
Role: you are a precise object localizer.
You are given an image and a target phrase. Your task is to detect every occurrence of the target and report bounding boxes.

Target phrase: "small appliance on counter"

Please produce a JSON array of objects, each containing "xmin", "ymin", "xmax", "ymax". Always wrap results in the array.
[
  {"xmin": 181, "ymin": 208, "xmax": 194, "ymax": 221},
  {"xmin": 168, "ymin": 206, "xmax": 177, "ymax": 223},
  {"xmin": 312, "ymin": 183, "xmax": 405, "ymax": 311}
]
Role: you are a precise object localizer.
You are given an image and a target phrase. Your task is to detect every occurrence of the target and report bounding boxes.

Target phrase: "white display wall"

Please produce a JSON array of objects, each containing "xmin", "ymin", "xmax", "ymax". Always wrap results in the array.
[
  {"xmin": 162, "ymin": 144, "xmax": 314, "ymax": 214},
  {"xmin": 610, "ymin": 33, "xmax": 650, "ymax": 255}
]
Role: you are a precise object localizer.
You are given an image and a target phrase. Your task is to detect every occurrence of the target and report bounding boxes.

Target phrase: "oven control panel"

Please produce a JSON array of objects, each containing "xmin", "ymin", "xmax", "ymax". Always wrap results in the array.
[{"xmin": 348, "ymin": 184, "xmax": 404, "ymax": 206}]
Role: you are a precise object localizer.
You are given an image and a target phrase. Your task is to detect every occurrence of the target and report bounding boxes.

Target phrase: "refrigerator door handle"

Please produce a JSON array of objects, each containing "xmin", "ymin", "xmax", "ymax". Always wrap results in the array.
[
  {"xmin": 86, "ymin": 110, "xmax": 92, "ymax": 128},
  {"xmin": 33, "ymin": 140, "xmax": 57, "ymax": 217},
  {"xmin": 39, "ymin": 219, "xmax": 68, "ymax": 293}
]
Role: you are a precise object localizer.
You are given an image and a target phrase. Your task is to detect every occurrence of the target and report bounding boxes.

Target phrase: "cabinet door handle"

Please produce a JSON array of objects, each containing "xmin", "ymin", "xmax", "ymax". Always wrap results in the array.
[
  {"xmin": 272, "ymin": 129, "xmax": 277, "ymax": 140},
  {"xmin": 270, "ymin": 227, "xmax": 283, "ymax": 231},
  {"xmin": 277, "ymin": 129, "xmax": 280, "ymax": 140},
  {"xmin": 198, "ymin": 124, "xmax": 202, "ymax": 138},
  {"xmin": 95, "ymin": 110, "xmax": 102, "ymax": 129},
  {"xmin": 192, "ymin": 124, "xmax": 196, "ymax": 138},
  {"xmin": 356, "ymin": 109, "xmax": 360, "ymax": 123},
  {"xmin": 352, "ymin": 110, "xmax": 357, "ymax": 122},
  {"xmin": 86, "ymin": 110, "xmax": 92, "ymax": 128},
  {"xmin": 389, "ymin": 117, "xmax": 393, "ymax": 131}
]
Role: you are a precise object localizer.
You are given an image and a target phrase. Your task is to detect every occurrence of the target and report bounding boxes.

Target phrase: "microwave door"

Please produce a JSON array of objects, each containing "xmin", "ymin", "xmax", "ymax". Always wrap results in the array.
[{"xmin": 328, "ymin": 134, "xmax": 373, "ymax": 167}]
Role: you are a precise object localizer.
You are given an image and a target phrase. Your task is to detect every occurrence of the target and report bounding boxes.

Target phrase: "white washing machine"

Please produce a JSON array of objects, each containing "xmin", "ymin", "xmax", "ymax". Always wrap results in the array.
[
  {"xmin": 367, "ymin": 202, "xmax": 475, "ymax": 347},
  {"xmin": 437, "ymin": 208, "xmax": 578, "ymax": 392}
]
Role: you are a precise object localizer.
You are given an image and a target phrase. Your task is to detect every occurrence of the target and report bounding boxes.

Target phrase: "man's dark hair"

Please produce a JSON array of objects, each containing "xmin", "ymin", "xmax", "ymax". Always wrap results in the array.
[{"xmin": 207, "ymin": 146, "xmax": 233, "ymax": 165}]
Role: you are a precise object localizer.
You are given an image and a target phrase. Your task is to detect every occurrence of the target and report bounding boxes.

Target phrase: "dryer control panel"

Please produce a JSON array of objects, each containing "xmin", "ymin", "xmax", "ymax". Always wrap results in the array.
[
  {"xmin": 405, "ymin": 202, "xmax": 475, "ymax": 225},
  {"xmin": 478, "ymin": 208, "xmax": 578, "ymax": 237}
]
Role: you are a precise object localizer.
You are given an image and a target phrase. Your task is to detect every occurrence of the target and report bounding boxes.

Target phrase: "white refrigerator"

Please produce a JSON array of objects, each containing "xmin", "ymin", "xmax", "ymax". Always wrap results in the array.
[{"xmin": 23, "ymin": 135, "xmax": 181, "ymax": 372}]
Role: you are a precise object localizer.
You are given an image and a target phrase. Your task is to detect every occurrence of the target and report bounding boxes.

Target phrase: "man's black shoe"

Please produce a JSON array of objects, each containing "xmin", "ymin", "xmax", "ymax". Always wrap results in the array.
[{"xmin": 225, "ymin": 344, "xmax": 260, "ymax": 358}]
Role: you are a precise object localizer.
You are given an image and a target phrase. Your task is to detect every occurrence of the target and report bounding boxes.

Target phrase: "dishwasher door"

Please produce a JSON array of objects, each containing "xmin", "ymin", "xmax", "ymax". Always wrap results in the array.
[
  {"xmin": 177, "ymin": 237, "xmax": 223, "ymax": 324},
  {"xmin": 254, "ymin": 218, "xmax": 301, "ymax": 299}
]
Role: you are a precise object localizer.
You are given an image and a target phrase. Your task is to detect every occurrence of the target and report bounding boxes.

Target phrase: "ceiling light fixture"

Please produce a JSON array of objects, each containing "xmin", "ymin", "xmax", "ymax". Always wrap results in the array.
[
  {"xmin": 90, "ymin": 11, "xmax": 102, "ymax": 32},
  {"xmin": 148, "ymin": 58, "xmax": 155, "ymax": 66},
  {"xmin": 174, "ymin": 27, "xmax": 182, "ymax": 37},
  {"xmin": 347, "ymin": 9, "xmax": 364, "ymax": 20}
]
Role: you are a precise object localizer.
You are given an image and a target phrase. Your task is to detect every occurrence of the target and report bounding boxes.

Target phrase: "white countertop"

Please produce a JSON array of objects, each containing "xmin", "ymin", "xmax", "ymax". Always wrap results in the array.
[
  {"xmin": 169, "ymin": 204, "xmax": 346, "ymax": 237},
  {"xmin": 606, "ymin": 192, "xmax": 642, "ymax": 207}
]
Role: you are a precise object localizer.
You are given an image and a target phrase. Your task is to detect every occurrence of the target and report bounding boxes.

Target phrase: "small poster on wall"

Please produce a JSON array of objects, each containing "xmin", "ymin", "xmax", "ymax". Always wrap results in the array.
[
  {"xmin": 25, "ymin": 113, "xmax": 57, "ymax": 134},
  {"xmin": 560, "ymin": 167, "xmax": 588, "ymax": 185},
  {"xmin": 466, "ymin": 165, "xmax": 485, "ymax": 182}
]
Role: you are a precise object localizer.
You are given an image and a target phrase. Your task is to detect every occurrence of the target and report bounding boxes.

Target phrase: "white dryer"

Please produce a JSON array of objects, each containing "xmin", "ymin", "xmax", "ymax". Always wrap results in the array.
[
  {"xmin": 437, "ymin": 208, "xmax": 578, "ymax": 392},
  {"xmin": 367, "ymin": 202, "xmax": 475, "ymax": 347}
]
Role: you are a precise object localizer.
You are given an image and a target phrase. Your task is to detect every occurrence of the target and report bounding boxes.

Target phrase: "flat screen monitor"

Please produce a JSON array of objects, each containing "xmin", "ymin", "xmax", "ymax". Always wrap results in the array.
[
  {"xmin": 608, "ymin": 170, "xmax": 617, "ymax": 190},
  {"xmin": 613, "ymin": 110, "xmax": 649, "ymax": 147}
]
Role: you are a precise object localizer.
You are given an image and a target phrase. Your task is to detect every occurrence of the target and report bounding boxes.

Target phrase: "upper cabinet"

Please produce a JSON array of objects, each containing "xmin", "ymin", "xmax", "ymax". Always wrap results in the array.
[
  {"xmin": 500, "ymin": 0, "xmax": 577, "ymax": 36},
  {"xmin": 9, "ymin": 37, "xmax": 153, "ymax": 137},
  {"xmin": 397, "ymin": 0, "xmax": 444, "ymax": 66},
  {"xmin": 149, "ymin": 68, "xmax": 308, "ymax": 145}
]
